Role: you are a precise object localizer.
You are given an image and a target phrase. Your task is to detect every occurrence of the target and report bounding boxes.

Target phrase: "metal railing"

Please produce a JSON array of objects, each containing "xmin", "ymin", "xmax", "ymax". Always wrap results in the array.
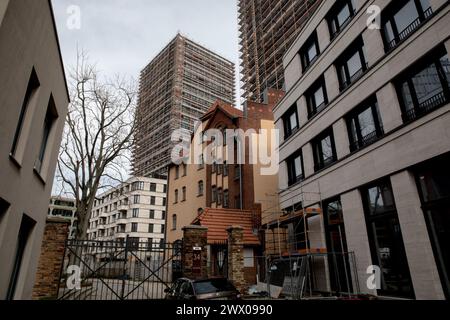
[{"xmin": 404, "ymin": 90, "xmax": 448, "ymax": 122}]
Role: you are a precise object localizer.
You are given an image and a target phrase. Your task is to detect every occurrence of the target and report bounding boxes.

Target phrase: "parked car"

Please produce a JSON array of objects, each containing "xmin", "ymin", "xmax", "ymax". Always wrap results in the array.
[{"xmin": 165, "ymin": 278, "xmax": 241, "ymax": 300}]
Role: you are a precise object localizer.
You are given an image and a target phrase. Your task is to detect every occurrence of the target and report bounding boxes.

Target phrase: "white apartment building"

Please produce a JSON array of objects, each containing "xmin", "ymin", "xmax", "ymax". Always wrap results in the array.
[
  {"xmin": 87, "ymin": 177, "xmax": 167, "ymax": 249},
  {"xmin": 273, "ymin": 0, "xmax": 450, "ymax": 300},
  {"xmin": 48, "ymin": 197, "xmax": 77, "ymax": 239}
]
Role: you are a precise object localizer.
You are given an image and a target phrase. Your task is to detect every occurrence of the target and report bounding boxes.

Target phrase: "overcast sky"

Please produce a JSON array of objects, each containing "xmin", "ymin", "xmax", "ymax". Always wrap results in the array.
[{"xmin": 52, "ymin": 0, "xmax": 241, "ymax": 106}]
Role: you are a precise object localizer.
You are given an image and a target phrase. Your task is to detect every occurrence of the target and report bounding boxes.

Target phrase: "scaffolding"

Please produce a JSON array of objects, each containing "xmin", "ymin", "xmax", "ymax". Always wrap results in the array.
[{"xmin": 258, "ymin": 181, "xmax": 360, "ymax": 299}]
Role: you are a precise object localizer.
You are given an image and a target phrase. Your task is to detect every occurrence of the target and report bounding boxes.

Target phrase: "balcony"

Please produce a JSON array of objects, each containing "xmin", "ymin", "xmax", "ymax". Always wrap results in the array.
[{"xmin": 403, "ymin": 91, "xmax": 449, "ymax": 123}]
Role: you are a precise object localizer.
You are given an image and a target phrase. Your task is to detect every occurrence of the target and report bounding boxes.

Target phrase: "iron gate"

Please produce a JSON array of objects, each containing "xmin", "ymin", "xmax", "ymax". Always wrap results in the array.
[{"xmin": 57, "ymin": 238, "xmax": 182, "ymax": 300}]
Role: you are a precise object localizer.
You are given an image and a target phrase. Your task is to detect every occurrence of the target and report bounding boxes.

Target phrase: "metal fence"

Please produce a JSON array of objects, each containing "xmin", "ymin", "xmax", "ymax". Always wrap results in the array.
[{"xmin": 57, "ymin": 239, "xmax": 182, "ymax": 300}]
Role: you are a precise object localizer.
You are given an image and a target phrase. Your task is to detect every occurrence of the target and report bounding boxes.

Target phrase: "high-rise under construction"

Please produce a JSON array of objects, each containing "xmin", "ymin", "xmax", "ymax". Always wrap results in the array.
[
  {"xmin": 238, "ymin": 0, "xmax": 322, "ymax": 103},
  {"xmin": 133, "ymin": 34, "xmax": 236, "ymax": 178}
]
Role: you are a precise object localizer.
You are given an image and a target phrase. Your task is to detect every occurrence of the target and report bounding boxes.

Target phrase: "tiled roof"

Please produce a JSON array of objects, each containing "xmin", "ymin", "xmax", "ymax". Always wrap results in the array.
[
  {"xmin": 202, "ymin": 100, "xmax": 244, "ymax": 120},
  {"xmin": 192, "ymin": 208, "xmax": 260, "ymax": 245}
]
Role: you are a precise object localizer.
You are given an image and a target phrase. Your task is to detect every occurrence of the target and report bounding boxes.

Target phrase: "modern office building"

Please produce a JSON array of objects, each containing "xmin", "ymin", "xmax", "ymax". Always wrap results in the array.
[
  {"xmin": 0, "ymin": 0, "xmax": 69, "ymax": 300},
  {"xmin": 48, "ymin": 197, "xmax": 77, "ymax": 239},
  {"xmin": 238, "ymin": 0, "xmax": 322, "ymax": 103},
  {"xmin": 272, "ymin": 0, "xmax": 450, "ymax": 299},
  {"xmin": 87, "ymin": 177, "xmax": 167, "ymax": 249},
  {"xmin": 133, "ymin": 34, "xmax": 236, "ymax": 178}
]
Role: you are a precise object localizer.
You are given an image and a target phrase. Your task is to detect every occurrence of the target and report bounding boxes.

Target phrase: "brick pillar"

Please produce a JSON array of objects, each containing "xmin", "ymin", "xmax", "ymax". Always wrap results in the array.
[
  {"xmin": 32, "ymin": 218, "xmax": 70, "ymax": 300},
  {"xmin": 182, "ymin": 226, "xmax": 208, "ymax": 280},
  {"xmin": 227, "ymin": 226, "xmax": 247, "ymax": 294}
]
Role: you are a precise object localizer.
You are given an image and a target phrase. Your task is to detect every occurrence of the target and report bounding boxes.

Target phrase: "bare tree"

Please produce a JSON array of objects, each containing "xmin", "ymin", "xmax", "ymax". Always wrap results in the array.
[{"xmin": 55, "ymin": 51, "xmax": 137, "ymax": 240}]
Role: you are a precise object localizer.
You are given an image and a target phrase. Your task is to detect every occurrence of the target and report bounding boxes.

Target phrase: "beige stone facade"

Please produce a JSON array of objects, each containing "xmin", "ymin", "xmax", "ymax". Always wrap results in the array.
[
  {"xmin": 273, "ymin": 0, "xmax": 450, "ymax": 299},
  {"xmin": 0, "ymin": 0, "xmax": 69, "ymax": 300}
]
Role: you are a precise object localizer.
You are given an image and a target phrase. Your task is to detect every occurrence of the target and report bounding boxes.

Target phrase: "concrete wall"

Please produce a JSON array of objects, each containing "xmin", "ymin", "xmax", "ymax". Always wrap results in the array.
[{"xmin": 0, "ymin": 0, "xmax": 69, "ymax": 300}]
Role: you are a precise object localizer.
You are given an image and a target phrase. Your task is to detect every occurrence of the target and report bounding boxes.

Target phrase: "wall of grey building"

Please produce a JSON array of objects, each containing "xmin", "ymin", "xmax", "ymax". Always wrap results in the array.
[
  {"xmin": 274, "ymin": 0, "xmax": 450, "ymax": 299},
  {"xmin": 0, "ymin": 0, "xmax": 69, "ymax": 300}
]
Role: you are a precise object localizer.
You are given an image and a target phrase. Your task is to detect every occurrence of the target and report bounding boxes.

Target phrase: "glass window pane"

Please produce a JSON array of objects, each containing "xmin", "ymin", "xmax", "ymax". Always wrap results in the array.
[
  {"xmin": 294, "ymin": 156, "xmax": 303, "ymax": 178},
  {"xmin": 321, "ymin": 136, "xmax": 333, "ymax": 161},
  {"xmin": 358, "ymin": 107, "xmax": 376, "ymax": 137},
  {"xmin": 314, "ymin": 86, "xmax": 325, "ymax": 107},
  {"xmin": 347, "ymin": 51, "xmax": 363, "ymax": 78},
  {"xmin": 412, "ymin": 63, "xmax": 443, "ymax": 105},
  {"xmin": 290, "ymin": 112, "xmax": 298, "ymax": 130},
  {"xmin": 384, "ymin": 20, "xmax": 395, "ymax": 44},
  {"xmin": 367, "ymin": 184, "xmax": 396, "ymax": 215},
  {"xmin": 440, "ymin": 54, "xmax": 450, "ymax": 85},
  {"xmin": 337, "ymin": 4, "xmax": 351, "ymax": 27},
  {"xmin": 394, "ymin": 1, "xmax": 419, "ymax": 37},
  {"xmin": 401, "ymin": 82, "xmax": 415, "ymax": 112},
  {"xmin": 420, "ymin": 0, "xmax": 431, "ymax": 11},
  {"xmin": 307, "ymin": 43, "xmax": 318, "ymax": 62}
]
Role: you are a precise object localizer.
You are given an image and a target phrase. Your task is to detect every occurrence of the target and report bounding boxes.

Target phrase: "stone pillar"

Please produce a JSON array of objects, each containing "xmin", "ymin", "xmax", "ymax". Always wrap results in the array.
[
  {"xmin": 341, "ymin": 190, "xmax": 377, "ymax": 296},
  {"xmin": 376, "ymin": 83, "xmax": 404, "ymax": 133},
  {"xmin": 302, "ymin": 143, "xmax": 315, "ymax": 177},
  {"xmin": 390, "ymin": 171, "xmax": 445, "ymax": 300},
  {"xmin": 324, "ymin": 65, "xmax": 340, "ymax": 101},
  {"xmin": 317, "ymin": 18, "xmax": 330, "ymax": 53},
  {"xmin": 284, "ymin": 55, "xmax": 302, "ymax": 91},
  {"xmin": 182, "ymin": 226, "xmax": 208, "ymax": 280},
  {"xmin": 32, "ymin": 218, "xmax": 70, "ymax": 300},
  {"xmin": 297, "ymin": 95, "xmax": 309, "ymax": 128},
  {"xmin": 362, "ymin": 28, "xmax": 385, "ymax": 67},
  {"xmin": 333, "ymin": 118, "xmax": 350, "ymax": 160},
  {"xmin": 227, "ymin": 226, "xmax": 246, "ymax": 294}
]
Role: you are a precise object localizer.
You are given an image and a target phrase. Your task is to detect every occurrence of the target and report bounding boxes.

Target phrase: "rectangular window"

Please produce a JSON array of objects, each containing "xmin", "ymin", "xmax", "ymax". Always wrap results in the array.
[
  {"xmin": 223, "ymin": 190, "xmax": 230, "ymax": 208},
  {"xmin": 151, "ymin": 196, "xmax": 156, "ymax": 205},
  {"xmin": 182, "ymin": 187, "xmax": 186, "ymax": 202},
  {"xmin": 396, "ymin": 46, "xmax": 450, "ymax": 122},
  {"xmin": 362, "ymin": 180, "xmax": 415, "ymax": 298},
  {"xmin": 223, "ymin": 161, "xmax": 229, "ymax": 177},
  {"xmin": 244, "ymin": 248, "xmax": 255, "ymax": 268},
  {"xmin": 162, "ymin": 211, "xmax": 166, "ymax": 220},
  {"xmin": 149, "ymin": 210, "xmax": 155, "ymax": 219},
  {"xmin": 300, "ymin": 31, "xmax": 320, "ymax": 71},
  {"xmin": 7, "ymin": 214, "xmax": 36, "ymax": 300},
  {"xmin": 212, "ymin": 186, "xmax": 217, "ymax": 203},
  {"xmin": 282, "ymin": 103, "xmax": 299, "ymax": 139},
  {"xmin": 327, "ymin": 0, "xmax": 357, "ymax": 40},
  {"xmin": 133, "ymin": 195, "xmax": 140, "ymax": 204},
  {"xmin": 175, "ymin": 166, "xmax": 180, "ymax": 179},
  {"xmin": 306, "ymin": 76, "xmax": 328, "ymax": 118},
  {"xmin": 150, "ymin": 183, "xmax": 157, "ymax": 192},
  {"xmin": 382, "ymin": 0, "xmax": 433, "ymax": 50},
  {"xmin": 198, "ymin": 181, "xmax": 204, "ymax": 196},
  {"xmin": 161, "ymin": 225, "xmax": 165, "ymax": 235},
  {"xmin": 132, "ymin": 208, "xmax": 139, "ymax": 218},
  {"xmin": 287, "ymin": 151, "xmax": 304, "ymax": 186},
  {"xmin": 148, "ymin": 224, "xmax": 154, "ymax": 234},
  {"xmin": 11, "ymin": 68, "xmax": 40, "ymax": 160},
  {"xmin": 347, "ymin": 97, "xmax": 384, "ymax": 152},
  {"xmin": 162, "ymin": 198, "xmax": 166, "ymax": 207},
  {"xmin": 172, "ymin": 215, "xmax": 177, "ymax": 231},
  {"xmin": 312, "ymin": 129, "xmax": 337, "ymax": 172},
  {"xmin": 35, "ymin": 96, "xmax": 58, "ymax": 174},
  {"xmin": 217, "ymin": 188, "xmax": 223, "ymax": 206},
  {"xmin": 336, "ymin": 37, "xmax": 367, "ymax": 91},
  {"xmin": 323, "ymin": 199, "xmax": 353, "ymax": 294},
  {"xmin": 414, "ymin": 154, "xmax": 450, "ymax": 299},
  {"xmin": 131, "ymin": 223, "xmax": 138, "ymax": 233}
]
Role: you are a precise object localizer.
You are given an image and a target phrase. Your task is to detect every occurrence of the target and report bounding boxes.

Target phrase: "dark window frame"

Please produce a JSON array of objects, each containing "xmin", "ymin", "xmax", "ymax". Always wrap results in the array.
[
  {"xmin": 361, "ymin": 179, "xmax": 415, "ymax": 299},
  {"xmin": 381, "ymin": 0, "xmax": 434, "ymax": 51},
  {"xmin": 282, "ymin": 103, "xmax": 300, "ymax": 140},
  {"xmin": 306, "ymin": 76, "xmax": 329, "ymax": 119},
  {"xmin": 312, "ymin": 128, "xmax": 338, "ymax": 172},
  {"xmin": 327, "ymin": 0, "xmax": 357, "ymax": 41},
  {"xmin": 300, "ymin": 31, "xmax": 320, "ymax": 72},
  {"xmin": 286, "ymin": 150, "xmax": 305, "ymax": 186},
  {"xmin": 395, "ymin": 46, "xmax": 450, "ymax": 123},
  {"xmin": 346, "ymin": 97, "xmax": 384, "ymax": 152},
  {"xmin": 336, "ymin": 37, "xmax": 368, "ymax": 92}
]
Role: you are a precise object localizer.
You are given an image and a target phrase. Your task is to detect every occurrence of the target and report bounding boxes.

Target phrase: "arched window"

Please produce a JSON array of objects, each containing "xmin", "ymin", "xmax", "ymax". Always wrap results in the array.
[
  {"xmin": 172, "ymin": 214, "xmax": 177, "ymax": 231},
  {"xmin": 198, "ymin": 181, "xmax": 204, "ymax": 196},
  {"xmin": 174, "ymin": 189, "xmax": 179, "ymax": 203},
  {"xmin": 182, "ymin": 187, "xmax": 187, "ymax": 201}
]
